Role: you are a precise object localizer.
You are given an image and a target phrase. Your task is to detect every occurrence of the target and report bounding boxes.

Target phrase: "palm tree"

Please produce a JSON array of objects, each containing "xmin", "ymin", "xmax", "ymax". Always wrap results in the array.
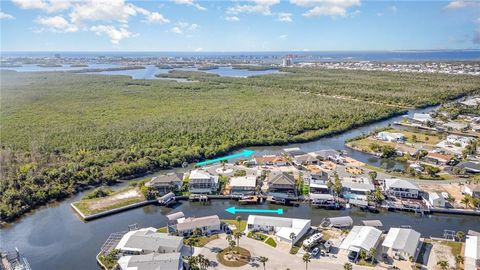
[
  {"xmin": 368, "ymin": 171, "xmax": 377, "ymax": 181},
  {"xmin": 185, "ymin": 237, "xmax": 199, "ymax": 254},
  {"xmin": 302, "ymin": 253, "xmax": 311, "ymax": 270},
  {"xmin": 437, "ymin": 260, "xmax": 449, "ymax": 270},
  {"xmin": 193, "ymin": 228, "xmax": 203, "ymax": 237},
  {"xmin": 236, "ymin": 215, "xmax": 242, "ymax": 232},
  {"xmin": 456, "ymin": 231, "xmax": 465, "ymax": 242},
  {"xmin": 233, "ymin": 231, "xmax": 243, "ymax": 247},
  {"xmin": 343, "ymin": 263, "xmax": 353, "ymax": 270},
  {"xmin": 368, "ymin": 247, "xmax": 377, "ymax": 264},
  {"xmin": 197, "ymin": 254, "xmax": 206, "ymax": 270},
  {"xmin": 258, "ymin": 256, "xmax": 268, "ymax": 270},
  {"xmin": 187, "ymin": 256, "xmax": 198, "ymax": 269},
  {"xmin": 289, "ymin": 232, "xmax": 296, "ymax": 247},
  {"xmin": 455, "ymin": 255, "xmax": 464, "ymax": 266},
  {"xmin": 461, "ymin": 195, "xmax": 472, "ymax": 208}
]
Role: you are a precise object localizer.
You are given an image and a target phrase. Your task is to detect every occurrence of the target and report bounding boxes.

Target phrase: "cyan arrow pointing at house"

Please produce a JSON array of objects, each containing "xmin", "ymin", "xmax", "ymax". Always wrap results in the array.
[
  {"xmin": 196, "ymin": 149, "xmax": 254, "ymax": 166},
  {"xmin": 225, "ymin": 207, "xmax": 284, "ymax": 215}
]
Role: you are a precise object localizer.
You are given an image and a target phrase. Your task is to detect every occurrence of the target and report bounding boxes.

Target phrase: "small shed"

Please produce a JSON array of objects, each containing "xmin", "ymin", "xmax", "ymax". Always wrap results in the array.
[{"xmin": 362, "ymin": 220, "xmax": 383, "ymax": 227}]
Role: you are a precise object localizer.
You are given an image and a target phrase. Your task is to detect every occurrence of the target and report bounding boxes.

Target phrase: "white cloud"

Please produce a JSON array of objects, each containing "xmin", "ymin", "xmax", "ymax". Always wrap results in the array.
[
  {"xmin": 224, "ymin": 16, "xmax": 239, "ymax": 22},
  {"xmin": 35, "ymin": 15, "xmax": 78, "ymax": 32},
  {"xmin": 144, "ymin": 12, "xmax": 169, "ymax": 24},
  {"xmin": 291, "ymin": 0, "xmax": 361, "ymax": 17},
  {"xmin": 173, "ymin": 0, "xmax": 206, "ymax": 11},
  {"xmin": 227, "ymin": 0, "xmax": 280, "ymax": 16},
  {"xmin": 90, "ymin": 25, "xmax": 135, "ymax": 44},
  {"xmin": 12, "ymin": 0, "xmax": 72, "ymax": 13},
  {"xmin": 170, "ymin": 22, "xmax": 198, "ymax": 35},
  {"xmin": 279, "ymin": 34, "xmax": 287, "ymax": 39},
  {"xmin": 69, "ymin": 0, "xmax": 139, "ymax": 24},
  {"xmin": 389, "ymin": 5, "xmax": 397, "ymax": 14},
  {"xmin": 0, "ymin": 11, "xmax": 15, "ymax": 19},
  {"xmin": 194, "ymin": 47, "xmax": 203, "ymax": 51},
  {"xmin": 277, "ymin": 12, "xmax": 292, "ymax": 22},
  {"xmin": 376, "ymin": 12, "xmax": 383, "ymax": 17}
]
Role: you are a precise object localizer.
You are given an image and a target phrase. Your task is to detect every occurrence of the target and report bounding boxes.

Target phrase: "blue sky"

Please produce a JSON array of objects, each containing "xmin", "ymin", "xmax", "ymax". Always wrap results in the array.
[{"xmin": 0, "ymin": 0, "xmax": 479, "ymax": 51}]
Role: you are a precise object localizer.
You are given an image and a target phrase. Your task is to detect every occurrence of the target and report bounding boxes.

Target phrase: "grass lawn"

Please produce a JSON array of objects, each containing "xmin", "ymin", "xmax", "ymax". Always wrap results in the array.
[
  {"xmin": 362, "ymin": 164, "xmax": 386, "ymax": 173},
  {"xmin": 184, "ymin": 235, "xmax": 220, "ymax": 247},
  {"xmin": 396, "ymin": 129, "xmax": 442, "ymax": 144},
  {"xmin": 265, "ymin": 237, "xmax": 277, "ymax": 248},
  {"xmin": 357, "ymin": 259, "xmax": 376, "ymax": 267},
  {"xmin": 438, "ymin": 240, "xmax": 464, "ymax": 269},
  {"xmin": 224, "ymin": 220, "xmax": 247, "ymax": 232},
  {"xmin": 290, "ymin": 246, "xmax": 300, "ymax": 254},
  {"xmin": 73, "ymin": 187, "xmax": 145, "ymax": 216},
  {"xmin": 157, "ymin": 227, "xmax": 168, "ymax": 233},
  {"xmin": 247, "ymin": 231, "xmax": 268, "ymax": 241},
  {"xmin": 217, "ymin": 247, "xmax": 251, "ymax": 267},
  {"xmin": 347, "ymin": 137, "xmax": 392, "ymax": 154}
]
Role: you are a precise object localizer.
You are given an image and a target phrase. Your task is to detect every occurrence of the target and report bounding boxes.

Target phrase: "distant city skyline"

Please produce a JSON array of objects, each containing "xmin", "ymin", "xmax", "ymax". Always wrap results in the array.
[{"xmin": 1, "ymin": 0, "xmax": 479, "ymax": 52}]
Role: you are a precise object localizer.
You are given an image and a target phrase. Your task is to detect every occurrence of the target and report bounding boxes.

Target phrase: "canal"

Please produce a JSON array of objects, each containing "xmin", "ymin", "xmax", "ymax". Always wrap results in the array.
[{"xmin": 2, "ymin": 104, "xmax": 479, "ymax": 270}]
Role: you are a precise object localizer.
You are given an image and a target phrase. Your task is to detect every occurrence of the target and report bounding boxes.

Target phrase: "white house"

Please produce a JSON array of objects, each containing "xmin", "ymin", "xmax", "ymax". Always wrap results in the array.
[
  {"xmin": 376, "ymin": 131, "xmax": 406, "ymax": 143},
  {"xmin": 145, "ymin": 173, "xmax": 183, "ymax": 195},
  {"xmin": 342, "ymin": 177, "xmax": 375, "ymax": 200},
  {"xmin": 464, "ymin": 184, "xmax": 480, "ymax": 198},
  {"xmin": 118, "ymin": 252, "xmax": 183, "ymax": 270},
  {"xmin": 382, "ymin": 228, "xmax": 421, "ymax": 260},
  {"xmin": 446, "ymin": 135, "xmax": 474, "ymax": 148},
  {"xmin": 339, "ymin": 226, "xmax": 382, "ymax": 260},
  {"xmin": 174, "ymin": 215, "xmax": 221, "ymax": 236},
  {"xmin": 383, "ymin": 179, "xmax": 420, "ymax": 198},
  {"xmin": 229, "ymin": 176, "xmax": 257, "ymax": 195},
  {"xmin": 115, "ymin": 228, "xmax": 183, "ymax": 255},
  {"xmin": 427, "ymin": 192, "xmax": 446, "ymax": 207},
  {"xmin": 246, "ymin": 215, "xmax": 311, "ymax": 245},
  {"xmin": 188, "ymin": 169, "xmax": 219, "ymax": 194},
  {"xmin": 412, "ymin": 113, "xmax": 433, "ymax": 124},
  {"xmin": 465, "ymin": 235, "xmax": 480, "ymax": 270}
]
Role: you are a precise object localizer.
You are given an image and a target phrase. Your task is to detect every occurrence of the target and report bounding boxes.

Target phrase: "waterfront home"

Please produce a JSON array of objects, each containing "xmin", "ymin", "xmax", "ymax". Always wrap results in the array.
[
  {"xmin": 229, "ymin": 175, "xmax": 257, "ymax": 195},
  {"xmin": 395, "ymin": 144, "xmax": 419, "ymax": 157},
  {"xmin": 311, "ymin": 149, "xmax": 345, "ymax": 163},
  {"xmin": 376, "ymin": 131, "xmax": 406, "ymax": 143},
  {"xmin": 283, "ymin": 147, "xmax": 307, "ymax": 157},
  {"xmin": 293, "ymin": 154, "xmax": 319, "ymax": 166},
  {"xmin": 118, "ymin": 252, "xmax": 183, "ymax": 270},
  {"xmin": 339, "ymin": 226, "xmax": 382, "ymax": 261},
  {"xmin": 446, "ymin": 134, "xmax": 474, "ymax": 148},
  {"xmin": 463, "ymin": 184, "xmax": 480, "ymax": 198},
  {"xmin": 253, "ymin": 155, "xmax": 288, "ymax": 166},
  {"xmin": 456, "ymin": 161, "xmax": 480, "ymax": 174},
  {"xmin": 307, "ymin": 171, "xmax": 330, "ymax": 194},
  {"xmin": 443, "ymin": 121, "xmax": 469, "ymax": 131},
  {"xmin": 382, "ymin": 228, "xmax": 421, "ymax": 261},
  {"xmin": 427, "ymin": 192, "xmax": 446, "ymax": 207},
  {"xmin": 166, "ymin": 212, "xmax": 185, "ymax": 233},
  {"xmin": 145, "ymin": 172, "xmax": 183, "ymax": 195},
  {"xmin": 115, "ymin": 228, "xmax": 183, "ymax": 255},
  {"xmin": 187, "ymin": 169, "xmax": 219, "ymax": 194},
  {"xmin": 267, "ymin": 171, "xmax": 297, "ymax": 196},
  {"xmin": 411, "ymin": 113, "xmax": 433, "ymax": 124},
  {"xmin": 246, "ymin": 215, "xmax": 311, "ymax": 245},
  {"xmin": 173, "ymin": 215, "xmax": 221, "ymax": 236},
  {"xmin": 465, "ymin": 235, "xmax": 480, "ymax": 270},
  {"xmin": 341, "ymin": 177, "xmax": 375, "ymax": 200},
  {"xmin": 424, "ymin": 152, "xmax": 454, "ymax": 166},
  {"xmin": 383, "ymin": 179, "xmax": 420, "ymax": 198}
]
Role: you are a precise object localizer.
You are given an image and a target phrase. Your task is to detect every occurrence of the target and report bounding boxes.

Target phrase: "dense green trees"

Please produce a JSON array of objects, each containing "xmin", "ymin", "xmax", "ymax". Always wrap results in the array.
[{"xmin": 1, "ymin": 68, "xmax": 479, "ymax": 221}]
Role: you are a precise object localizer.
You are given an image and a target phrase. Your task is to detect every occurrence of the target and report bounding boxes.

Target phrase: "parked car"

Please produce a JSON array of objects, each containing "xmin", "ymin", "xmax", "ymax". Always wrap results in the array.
[{"xmin": 311, "ymin": 247, "xmax": 320, "ymax": 257}]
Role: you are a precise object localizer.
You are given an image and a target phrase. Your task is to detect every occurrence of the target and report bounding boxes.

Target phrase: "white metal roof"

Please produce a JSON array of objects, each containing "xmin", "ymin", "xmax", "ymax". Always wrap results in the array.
[
  {"xmin": 384, "ymin": 178, "xmax": 420, "ymax": 191},
  {"xmin": 118, "ymin": 252, "xmax": 182, "ymax": 270},
  {"xmin": 382, "ymin": 228, "xmax": 421, "ymax": 256},
  {"xmin": 465, "ymin": 235, "xmax": 480, "ymax": 260},
  {"xmin": 229, "ymin": 176, "xmax": 257, "ymax": 188},
  {"xmin": 339, "ymin": 226, "xmax": 382, "ymax": 251},
  {"xmin": 115, "ymin": 228, "xmax": 183, "ymax": 253}
]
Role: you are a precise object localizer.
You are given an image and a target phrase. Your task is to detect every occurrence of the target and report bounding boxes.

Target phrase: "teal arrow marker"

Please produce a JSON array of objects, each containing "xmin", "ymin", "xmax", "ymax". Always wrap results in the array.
[
  {"xmin": 225, "ymin": 207, "xmax": 283, "ymax": 215},
  {"xmin": 196, "ymin": 149, "xmax": 254, "ymax": 166}
]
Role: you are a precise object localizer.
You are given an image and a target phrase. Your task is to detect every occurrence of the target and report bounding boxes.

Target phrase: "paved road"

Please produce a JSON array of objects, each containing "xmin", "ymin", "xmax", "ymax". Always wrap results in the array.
[{"xmin": 199, "ymin": 235, "xmax": 384, "ymax": 270}]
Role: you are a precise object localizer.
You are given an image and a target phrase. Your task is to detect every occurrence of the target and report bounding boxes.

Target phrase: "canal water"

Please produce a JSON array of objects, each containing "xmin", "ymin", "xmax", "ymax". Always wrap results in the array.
[{"xmin": 1, "ymin": 98, "xmax": 479, "ymax": 270}]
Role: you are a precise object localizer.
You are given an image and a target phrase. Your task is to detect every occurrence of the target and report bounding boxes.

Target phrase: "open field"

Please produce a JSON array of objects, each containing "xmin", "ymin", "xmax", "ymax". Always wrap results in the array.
[{"xmin": 1, "ymin": 69, "xmax": 480, "ymax": 221}]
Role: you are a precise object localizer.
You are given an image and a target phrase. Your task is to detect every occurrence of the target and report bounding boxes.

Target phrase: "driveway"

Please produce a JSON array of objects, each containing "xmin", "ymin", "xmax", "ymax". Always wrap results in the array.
[{"xmin": 199, "ymin": 235, "xmax": 378, "ymax": 270}]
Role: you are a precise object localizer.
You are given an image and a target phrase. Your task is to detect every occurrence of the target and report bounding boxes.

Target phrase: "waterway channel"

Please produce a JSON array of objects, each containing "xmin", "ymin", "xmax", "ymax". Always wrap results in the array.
[{"xmin": 2, "ymin": 100, "xmax": 479, "ymax": 270}]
